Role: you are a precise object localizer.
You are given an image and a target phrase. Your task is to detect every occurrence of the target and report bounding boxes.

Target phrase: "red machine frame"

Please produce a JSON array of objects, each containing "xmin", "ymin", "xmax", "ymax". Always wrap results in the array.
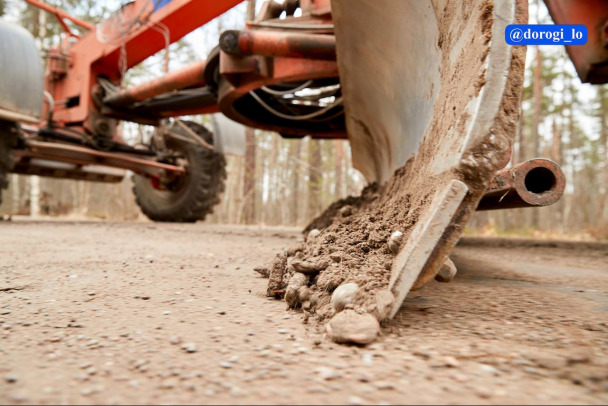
[{"xmin": 17, "ymin": 0, "xmax": 343, "ymax": 181}]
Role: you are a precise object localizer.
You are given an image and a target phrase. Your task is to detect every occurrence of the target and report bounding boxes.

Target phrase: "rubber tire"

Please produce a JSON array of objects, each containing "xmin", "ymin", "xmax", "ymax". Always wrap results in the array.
[
  {"xmin": 132, "ymin": 121, "xmax": 227, "ymax": 223},
  {"xmin": 0, "ymin": 121, "xmax": 18, "ymax": 206}
]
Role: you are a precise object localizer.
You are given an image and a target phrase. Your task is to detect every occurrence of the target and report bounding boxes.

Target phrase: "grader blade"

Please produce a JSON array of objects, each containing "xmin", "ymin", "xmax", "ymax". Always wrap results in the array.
[{"xmin": 332, "ymin": 0, "xmax": 527, "ymax": 317}]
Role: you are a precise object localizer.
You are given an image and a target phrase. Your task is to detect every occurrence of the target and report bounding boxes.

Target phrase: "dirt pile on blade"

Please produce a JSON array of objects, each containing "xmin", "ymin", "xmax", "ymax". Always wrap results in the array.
[
  {"xmin": 256, "ymin": 0, "xmax": 527, "ymax": 345},
  {"xmin": 258, "ymin": 161, "xmax": 454, "ymax": 323}
]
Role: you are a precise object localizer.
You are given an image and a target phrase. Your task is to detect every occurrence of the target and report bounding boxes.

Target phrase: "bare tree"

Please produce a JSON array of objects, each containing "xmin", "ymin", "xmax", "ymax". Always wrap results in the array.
[
  {"xmin": 242, "ymin": 127, "xmax": 256, "ymax": 224},
  {"xmin": 308, "ymin": 139, "xmax": 322, "ymax": 220}
]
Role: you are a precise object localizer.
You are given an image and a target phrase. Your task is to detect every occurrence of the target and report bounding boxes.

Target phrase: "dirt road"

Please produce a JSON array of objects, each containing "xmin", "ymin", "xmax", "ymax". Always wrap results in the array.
[{"xmin": 0, "ymin": 221, "xmax": 606, "ymax": 405}]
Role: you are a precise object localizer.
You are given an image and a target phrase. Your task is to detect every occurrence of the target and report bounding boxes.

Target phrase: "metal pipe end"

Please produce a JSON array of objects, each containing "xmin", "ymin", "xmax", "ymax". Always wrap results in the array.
[
  {"xmin": 219, "ymin": 30, "xmax": 241, "ymax": 55},
  {"xmin": 515, "ymin": 158, "xmax": 566, "ymax": 207}
]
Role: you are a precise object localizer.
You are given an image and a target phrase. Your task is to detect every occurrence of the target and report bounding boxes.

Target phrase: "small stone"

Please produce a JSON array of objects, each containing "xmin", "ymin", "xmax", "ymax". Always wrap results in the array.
[
  {"xmin": 444, "ymin": 356, "xmax": 460, "ymax": 368},
  {"xmin": 315, "ymin": 367, "xmax": 341, "ymax": 380},
  {"xmin": 133, "ymin": 359, "xmax": 147, "ymax": 369},
  {"xmin": 169, "ymin": 336, "xmax": 182, "ymax": 345},
  {"xmin": 452, "ymin": 373, "xmax": 468, "ymax": 383},
  {"xmin": 331, "ymin": 283, "xmax": 359, "ymax": 312},
  {"xmin": 567, "ymin": 352, "xmax": 590, "ymax": 364},
  {"xmin": 479, "ymin": 364, "xmax": 500, "ymax": 376},
  {"xmin": 326, "ymin": 310, "xmax": 380, "ymax": 345},
  {"xmin": 285, "ymin": 273, "xmax": 308, "ymax": 308},
  {"xmin": 4, "ymin": 374, "xmax": 18, "ymax": 383},
  {"xmin": 298, "ymin": 286, "xmax": 311, "ymax": 303},
  {"xmin": 388, "ymin": 231, "xmax": 404, "ymax": 254},
  {"xmin": 286, "ymin": 244, "xmax": 305, "ymax": 257},
  {"xmin": 291, "ymin": 259, "xmax": 328, "ymax": 275},
  {"xmin": 182, "ymin": 343, "xmax": 197, "ymax": 353},
  {"xmin": 253, "ymin": 266, "xmax": 270, "ymax": 278},
  {"xmin": 534, "ymin": 356, "xmax": 566, "ymax": 370},
  {"xmin": 476, "ymin": 389, "xmax": 492, "ymax": 399},
  {"xmin": 159, "ymin": 379, "xmax": 176, "ymax": 389},
  {"xmin": 339, "ymin": 206, "xmax": 353, "ymax": 217},
  {"xmin": 307, "ymin": 229, "xmax": 321, "ymax": 239},
  {"xmin": 374, "ymin": 381, "xmax": 395, "ymax": 390},
  {"xmin": 80, "ymin": 388, "xmax": 94, "ymax": 396},
  {"xmin": 329, "ymin": 253, "xmax": 343, "ymax": 263},
  {"xmin": 435, "ymin": 258, "xmax": 457, "ymax": 283},
  {"xmin": 348, "ymin": 396, "xmax": 365, "ymax": 405}
]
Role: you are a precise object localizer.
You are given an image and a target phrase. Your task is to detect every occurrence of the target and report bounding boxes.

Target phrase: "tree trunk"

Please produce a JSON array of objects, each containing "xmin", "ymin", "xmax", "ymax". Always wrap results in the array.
[
  {"xmin": 599, "ymin": 86, "xmax": 608, "ymax": 221},
  {"xmin": 267, "ymin": 134, "xmax": 280, "ymax": 224},
  {"xmin": 532, "ymin": 45, "xmax": 542, "ymax": 158},
  {"xmin": 289, "ymin": 141, "xmax": 301, "ymax": 225},
  {"xmin": 333, "ymin": 140, "xmax": 344, "ymax": 198},
  {"xmin": 29, "ymin": 9, "xmax": 46, "ymax": 218},
  {"xmin": 246, "ymin": 0, "xmax": 257, "ymax": 22},
  {"xmin": 11, "ymin": 174, "xmax": 19, "ymax": 213},
  {"xmin": 551, "ymin": 117, "xmax": 561, "ymax": 164},
  {"xmin": 516, "ymin": 107, "xmax": 525, "ymax": 164},
  {"xmin": 243, "ymin": 127, "xmax": 256, "ymax": 224},
  {"xmin": 308, "ymin": 139, "xmax": 322, "ymax": 221},
  {"xmin": 531, "ymin": 45, "xmax": 542, "ymax": 228}
]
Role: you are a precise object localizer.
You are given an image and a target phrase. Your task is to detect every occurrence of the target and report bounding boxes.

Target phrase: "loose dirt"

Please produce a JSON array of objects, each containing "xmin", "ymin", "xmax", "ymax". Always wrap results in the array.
[{"xmin": 0, "ymin": 220, "xmax": 606, "ymax": 404}]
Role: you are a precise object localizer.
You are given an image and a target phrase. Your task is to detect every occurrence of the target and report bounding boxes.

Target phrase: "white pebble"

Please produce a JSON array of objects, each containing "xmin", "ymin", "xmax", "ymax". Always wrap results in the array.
[{"xmin": 331, "ymin": 283, "xmax": 359, "ymax": 312}]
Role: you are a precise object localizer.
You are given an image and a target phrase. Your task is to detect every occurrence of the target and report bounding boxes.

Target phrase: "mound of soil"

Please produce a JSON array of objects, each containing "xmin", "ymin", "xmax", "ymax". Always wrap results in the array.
[{"xmin": 258, "ymin": 162, "xmax": 435, "ymax": 325}]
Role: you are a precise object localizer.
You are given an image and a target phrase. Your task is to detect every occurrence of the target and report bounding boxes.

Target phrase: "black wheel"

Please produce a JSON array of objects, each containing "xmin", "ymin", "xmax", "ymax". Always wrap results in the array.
[
  {"xmin": 0, "ymin": 121, "xmax": 18, "ymax": 206},
  {"xmin": 132, "ymin": 121, "xmax": 227, "ymax": 222}
]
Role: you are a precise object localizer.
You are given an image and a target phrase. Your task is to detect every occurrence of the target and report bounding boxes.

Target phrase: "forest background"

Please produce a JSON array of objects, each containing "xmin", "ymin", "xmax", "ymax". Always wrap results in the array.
[{"xmin": 0, "ymin": 0, "xmax": 606, "ymax": 240}]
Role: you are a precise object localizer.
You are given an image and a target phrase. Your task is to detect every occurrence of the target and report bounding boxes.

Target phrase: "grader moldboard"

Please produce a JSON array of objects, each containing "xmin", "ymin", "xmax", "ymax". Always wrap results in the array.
[{"xmin": 1, "ymin": 0, "xmax": 606, "ymax": 343}]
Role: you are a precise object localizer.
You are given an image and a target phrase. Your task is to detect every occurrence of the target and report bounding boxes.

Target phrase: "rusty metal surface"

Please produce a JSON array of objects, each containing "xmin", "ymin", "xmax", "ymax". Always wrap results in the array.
[
  {"xmin": 544, "ymin": 0, "xmax": 608, "ymax": 84},
  {"xmin": 0, "ymin": 21, "xmax": 44, "ymax": 124},
  {"xmin": 103, "ymin": 60, "xmax": 208, "ymax": 108},
  {"xmin": 477, "ymin": 159, "xmax": 566, "ymax": 211},
  {"xmin": 12, "ymin": 158, "xmax": 124, "ymax": 183},
  {"xmin": 14, "ymin": 140, "xmax": 185, "ymax": 179},
  {"xmin": 220, "ymin": 30, "xmax": 336, "ymax": 60}
]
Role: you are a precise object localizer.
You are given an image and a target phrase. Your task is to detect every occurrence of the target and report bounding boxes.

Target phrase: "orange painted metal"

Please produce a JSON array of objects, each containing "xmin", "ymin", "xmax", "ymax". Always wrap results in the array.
[
  {"xmin": 544, "ymin": 0, "xmax": 608, "ymax": 84},
  {"xmin": 221, "ymin": 30, "xmax": 336, "ymax": 60},
  {"xmin": 45, "ymin": 0, "xmax": 243, "ymax": 128},
  {"xmin": 104, "ymin": 60, "xmax": 208, "ymax": 108},
  {"xmin": 300, "ymin": 0, "xmax": 332, "ymax": 13},
  {"xmin": 16, "ymin": 140, "xmax": 185, "ymax": 178},
  {"xmin": 477, "ymin": 159, "xmax": 566, "ymax": 211}
]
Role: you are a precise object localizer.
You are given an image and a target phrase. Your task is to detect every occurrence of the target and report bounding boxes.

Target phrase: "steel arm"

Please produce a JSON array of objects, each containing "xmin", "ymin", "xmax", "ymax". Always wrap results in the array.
[{"xmin": 40, "ymin": 0, "xmax": 243, "ymax": 127}]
